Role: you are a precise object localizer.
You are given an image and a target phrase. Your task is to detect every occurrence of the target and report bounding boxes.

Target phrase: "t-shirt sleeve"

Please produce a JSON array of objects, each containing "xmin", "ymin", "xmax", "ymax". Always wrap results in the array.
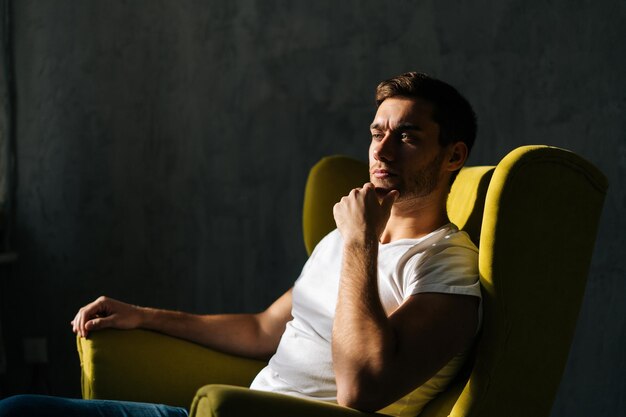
[{"xmin": 407, "ymin": 240, "xmax": 481, "ymax": 298}]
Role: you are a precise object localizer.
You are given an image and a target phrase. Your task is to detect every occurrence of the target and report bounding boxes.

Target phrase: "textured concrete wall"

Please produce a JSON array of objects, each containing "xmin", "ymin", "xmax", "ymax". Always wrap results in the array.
[{"xmin": 1, "ymin": 0, "xmax": 624, "ymax": 415}]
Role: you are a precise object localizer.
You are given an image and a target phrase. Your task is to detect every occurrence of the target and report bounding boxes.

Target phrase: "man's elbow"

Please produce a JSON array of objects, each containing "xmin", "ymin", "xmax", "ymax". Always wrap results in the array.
[{"xmin": 336, "ymin": 379, "xmax": 386, "ymax": 412}]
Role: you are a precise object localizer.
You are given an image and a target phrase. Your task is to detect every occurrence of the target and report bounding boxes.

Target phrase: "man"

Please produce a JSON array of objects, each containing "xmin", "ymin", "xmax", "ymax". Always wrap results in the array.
[{"xmin": 0, "ymin": 72, "xmax": 480, "ymax": 417}]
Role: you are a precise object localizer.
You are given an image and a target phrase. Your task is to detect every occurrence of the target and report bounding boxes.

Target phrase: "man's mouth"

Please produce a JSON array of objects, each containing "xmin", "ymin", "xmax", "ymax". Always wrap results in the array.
[{"xmin": 372, "ymin": 169, "xmax": 397, "ymax": 179}]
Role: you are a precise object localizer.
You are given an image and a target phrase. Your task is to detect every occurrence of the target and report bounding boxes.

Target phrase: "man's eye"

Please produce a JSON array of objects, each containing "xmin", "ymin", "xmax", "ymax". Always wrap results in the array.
[{"xmin": 371, "ymin": 133, "xmax": 384, "ymax": 141}]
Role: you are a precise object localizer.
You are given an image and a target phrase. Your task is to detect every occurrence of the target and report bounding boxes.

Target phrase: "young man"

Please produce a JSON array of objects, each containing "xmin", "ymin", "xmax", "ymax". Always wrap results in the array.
[{"xmin": 0, "ymin": 72, "xmax": 480, "ymax": 417}]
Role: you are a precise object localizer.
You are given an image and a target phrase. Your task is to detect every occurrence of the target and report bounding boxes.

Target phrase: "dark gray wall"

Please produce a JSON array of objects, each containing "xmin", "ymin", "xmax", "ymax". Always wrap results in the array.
[{"xmin": 1, "ymin": 1, "xmax": 624, "ymax": 415}]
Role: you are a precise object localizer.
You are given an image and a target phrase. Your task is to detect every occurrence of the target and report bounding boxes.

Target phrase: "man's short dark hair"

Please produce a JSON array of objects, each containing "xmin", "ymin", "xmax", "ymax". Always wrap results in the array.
[{"xmin": 375, "ymin": 72, "xmax": 477, "ymax": 156}]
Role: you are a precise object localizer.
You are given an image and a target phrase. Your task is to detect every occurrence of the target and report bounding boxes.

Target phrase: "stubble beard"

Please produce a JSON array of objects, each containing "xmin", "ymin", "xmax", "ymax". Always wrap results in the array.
[{"xmin": 395, "ymin": 151, "xmax": 446, "ymax": 202}]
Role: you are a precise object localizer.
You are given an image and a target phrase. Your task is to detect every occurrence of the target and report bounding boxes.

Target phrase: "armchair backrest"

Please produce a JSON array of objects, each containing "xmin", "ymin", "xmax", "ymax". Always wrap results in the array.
[
  {"xmin": 302, "ymin": 146, "xmax": 608, "ymax": 417},
  {"xmin": 302, "ymin": 155, "xmax": 370, "ymax": 255}
]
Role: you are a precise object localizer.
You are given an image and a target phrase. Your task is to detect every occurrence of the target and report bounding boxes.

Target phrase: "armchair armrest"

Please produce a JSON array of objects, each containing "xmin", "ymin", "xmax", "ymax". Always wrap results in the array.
[
  {"xmin": 190, "ymin": 385, "xmax": 386, "ymax": 417},
  {"xmin": 77, "ymin": 329, "xmax": 266, "ymax": 408}
]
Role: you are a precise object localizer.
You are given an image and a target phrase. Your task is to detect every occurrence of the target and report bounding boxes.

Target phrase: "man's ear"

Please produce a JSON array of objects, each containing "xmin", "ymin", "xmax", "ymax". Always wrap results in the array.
[{"xmin": 446, "ymin": 142, "xmax": 468, "ymax": 172}]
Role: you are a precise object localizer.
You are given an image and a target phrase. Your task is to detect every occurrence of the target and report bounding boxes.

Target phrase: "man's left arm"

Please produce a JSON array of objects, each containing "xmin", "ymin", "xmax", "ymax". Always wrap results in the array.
[{"xmin": 332, "ymin": 184, "xmax": 478, "ymax": 412}]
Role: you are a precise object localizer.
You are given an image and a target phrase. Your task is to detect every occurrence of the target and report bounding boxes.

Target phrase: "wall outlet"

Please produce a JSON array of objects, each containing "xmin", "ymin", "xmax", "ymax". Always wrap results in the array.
[{"xmin": 23, "ymin": 337, "xmax": 48, "ymax": 364}]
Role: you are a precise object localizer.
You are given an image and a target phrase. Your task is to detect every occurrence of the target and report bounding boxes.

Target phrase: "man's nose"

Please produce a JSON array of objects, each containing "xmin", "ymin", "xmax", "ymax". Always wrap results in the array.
[{"xmin": 373, "ymin": 134, "xmax": 395, "ymax": 162}]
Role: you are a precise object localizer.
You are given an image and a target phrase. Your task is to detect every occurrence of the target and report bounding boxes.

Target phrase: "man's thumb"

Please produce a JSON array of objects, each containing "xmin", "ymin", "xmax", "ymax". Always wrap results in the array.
[{"xmin": 86, "ymin": 316, "xmax": 113, "ymax": 331}]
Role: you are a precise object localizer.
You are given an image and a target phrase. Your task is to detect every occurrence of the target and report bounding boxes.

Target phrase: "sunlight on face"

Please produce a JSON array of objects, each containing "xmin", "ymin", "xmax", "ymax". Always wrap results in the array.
[{"xmin": 369, "ymin": 97, "xmax": 446, "ymax": 201}]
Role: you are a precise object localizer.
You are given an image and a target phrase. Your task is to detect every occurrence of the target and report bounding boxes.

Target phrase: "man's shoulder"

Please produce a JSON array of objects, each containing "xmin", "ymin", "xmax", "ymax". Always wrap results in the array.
[
  {"xmin": 408, "ymin": 225, "xmax": 481, "ymax": 298},
  {"xmin": 308, "ymin": 229, "xmax": 343, "ymax": 258},
  {"xmin": 406, "ymin": 224, "xmax": 477, "ymax": 257},
  {"xmin": 434, "ymin": 226, "xmax": 478, "ymax": 253}
]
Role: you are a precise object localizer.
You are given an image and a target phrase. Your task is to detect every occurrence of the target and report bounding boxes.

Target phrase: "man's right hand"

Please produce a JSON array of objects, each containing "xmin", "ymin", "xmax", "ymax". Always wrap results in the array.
[{"xmin": 71, "ymin": 296, "xmax": 144, "ymax": 338}]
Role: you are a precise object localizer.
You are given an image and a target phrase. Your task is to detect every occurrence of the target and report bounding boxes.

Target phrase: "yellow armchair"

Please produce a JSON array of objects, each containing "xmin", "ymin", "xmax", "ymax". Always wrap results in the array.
[{"xmin": 77, "ymin": 145, "xmax": 608, "ymax": 417}]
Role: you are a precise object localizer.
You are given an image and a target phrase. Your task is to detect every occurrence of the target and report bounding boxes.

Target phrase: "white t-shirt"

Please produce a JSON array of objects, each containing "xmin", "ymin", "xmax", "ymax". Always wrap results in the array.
[{"xmin": 250, "ymin": 223, "xmax": 481, "ymax": 416}]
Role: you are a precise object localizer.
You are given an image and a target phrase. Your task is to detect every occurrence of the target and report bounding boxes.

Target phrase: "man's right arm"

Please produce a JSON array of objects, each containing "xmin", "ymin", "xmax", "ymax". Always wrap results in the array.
[{"xmin": 71, "ymin": 290, "xmax": 293, "ymax": 361}]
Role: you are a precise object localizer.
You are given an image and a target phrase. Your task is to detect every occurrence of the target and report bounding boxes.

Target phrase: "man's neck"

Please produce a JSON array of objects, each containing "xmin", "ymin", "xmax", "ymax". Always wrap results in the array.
[{"xmin": 379, "ymin": 192, "xmax": 449, "ymax": 244}]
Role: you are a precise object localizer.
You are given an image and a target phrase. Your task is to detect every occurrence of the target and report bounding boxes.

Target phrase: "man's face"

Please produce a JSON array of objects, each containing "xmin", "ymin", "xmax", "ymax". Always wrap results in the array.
[{"xmin": 369, "ymin": 97, "xmax": 447, "ymax": 201}]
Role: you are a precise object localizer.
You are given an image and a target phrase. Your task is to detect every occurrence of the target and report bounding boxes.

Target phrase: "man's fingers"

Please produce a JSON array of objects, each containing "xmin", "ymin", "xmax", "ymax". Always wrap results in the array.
[
  {"xmin": 79, "ymin": 307, "xmax": 95, "ymax": 336},
  {"xmin": 85, "ymin": 317, "xmax": 101, "ymax": 331},
  {"xmin": 74, "ymin": 312, "xmax": 84, "ymax": 336},
  {"xmin": 72, "ymin": 299, "xmax": 103, "ymax": 337},
  {"xmin": 71, "ymin": 317, "xmax": 83, "ymax": 336}
]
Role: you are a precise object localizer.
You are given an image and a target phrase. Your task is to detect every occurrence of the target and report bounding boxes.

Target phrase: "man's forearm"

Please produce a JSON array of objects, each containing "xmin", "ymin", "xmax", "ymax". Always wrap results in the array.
[
  {"xmin": 332, "ymin": 237, "xmax": 397, "ymax": 409},
  {"xmin": 73, "ymin": 292, "xmax": 292, "ymax": 360},
  {"xmin": 139, "ymin": 308, "xmax": 279, "ymax": 360},
  {"xmin": 331, "ymin": 236, "xmax": 481, "ymax": 411}
]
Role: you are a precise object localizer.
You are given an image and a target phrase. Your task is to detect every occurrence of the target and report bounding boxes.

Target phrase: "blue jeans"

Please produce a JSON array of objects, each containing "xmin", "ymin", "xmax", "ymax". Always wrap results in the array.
[{"xmin": 0, "ymin": 394, "xmax": 189, "ymax": 417}]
